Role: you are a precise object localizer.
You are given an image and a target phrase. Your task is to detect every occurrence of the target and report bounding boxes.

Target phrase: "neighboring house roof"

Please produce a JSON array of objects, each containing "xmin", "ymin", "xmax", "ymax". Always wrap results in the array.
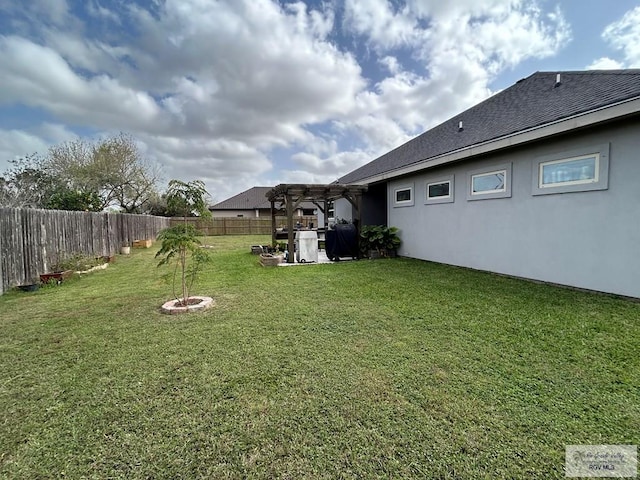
[
  {"xmin": 210, "ymin": 186, "xmax": 317, "ymax": 211},
  {"xmin": 339, "ymin": 70, "xmax": 640, "ymax": 184},
  {"xmin": 210, "ymin": 186, "xmax": 274, "ymax": 210}
]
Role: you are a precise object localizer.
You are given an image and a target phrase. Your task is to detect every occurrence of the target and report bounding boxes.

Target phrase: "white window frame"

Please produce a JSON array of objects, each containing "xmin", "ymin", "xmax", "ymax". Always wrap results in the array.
[
  {"xmin": 532, "ymin": 143, "xmax": 609, "ymax": 196},
  {"xmin": 538, "ymin": 154, "xmax": 599, "ymax": 188},
  {"xmin": 471, "ymin": 169, "xmax": 507, "ymax": 195},
  {"xmin": 425, "ymin": 175, "xmax": 454, "ymax": 205},
  {"xmin": 466, "ymin": 163, "xmax": 512, "ymax": 201},
  {"xmin": 393, "ymin": 185, "xmax": 414, "ymax": 207}
]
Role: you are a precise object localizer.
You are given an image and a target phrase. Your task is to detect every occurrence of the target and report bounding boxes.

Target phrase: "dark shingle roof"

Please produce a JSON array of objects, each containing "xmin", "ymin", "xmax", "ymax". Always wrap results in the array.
[
  {"xmin": 339, "ymin": 70, "xmax": 640, "ymax": 184},
  {"xmin": 211, "ymin": 186, "xmax": 316, "ymax": 210},
  {"xmin": 210, "ymin": 186, "xmax": 274, "ymax": 210}
]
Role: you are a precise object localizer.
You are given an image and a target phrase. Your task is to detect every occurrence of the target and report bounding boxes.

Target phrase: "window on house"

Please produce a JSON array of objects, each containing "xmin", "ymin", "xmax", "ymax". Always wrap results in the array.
[
  {"xmin": 539, "ymin": 154, "xmax": 598, "ymax": 188},
  {"xmin": 471, "ymin": 170, "xmax": 506, "ymax": 194},
  {"xmin": 532, "ymin": 144, "xmax": 609, "ymax": 196},
  {"xmin": 428, "ymin": 181, "xmax": 450, "ymax": 198},
  {"xmin": 393, "ymin": 185, "xmax": 414, "ymax": 207},
  {"xmin": 466, "ymin": 163, "xmax": 512, "ymax": 201},
  {"xmin": 425, "ymin": 175, "xmax": 454, "ymax": 204},
  {"xmin": 396, "ymin": 188, "xmax": 411, "ymax": 202}
]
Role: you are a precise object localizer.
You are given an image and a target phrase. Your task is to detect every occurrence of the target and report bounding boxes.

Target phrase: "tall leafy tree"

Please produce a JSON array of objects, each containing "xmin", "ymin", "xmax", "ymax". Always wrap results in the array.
[
  {"xmin": 0, "ymin": 154, "xmax": 62, "ymax": 208},
  {"xmin": 1, "ymin": 134, "xmax": 162, "ymax": 212},
  {"xmin": 46, "ymin": 187, "xmax": 103, "ymax": 212},
  {"xmin": 45, "ymin": 133, "xmax": 161, "ymax": 212}
]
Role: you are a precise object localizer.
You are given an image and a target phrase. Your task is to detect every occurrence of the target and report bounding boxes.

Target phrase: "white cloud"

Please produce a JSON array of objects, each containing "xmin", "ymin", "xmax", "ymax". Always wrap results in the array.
[
  {"xmin": 87, "ymin": 0, "xmax": 121, "ymax": 23},
  {"xmin": 587, "ymin": 57, "xmax": 624, "ymax": 70},
  {"xmin": 600, "ymin": 6, "xmax": 640, "ymax": 67},
  {"xmin": 34, "ymin": 123, "xmax": 78, "ymax": 144},
  {"xmin": 0, "ymin": 0, "xmax": 573, "ymax": 202},
  {"xmin": 0, "ymin": 128, "xmax": 51, "ymax": 162},
  {"xmin": 41, "ymin": 30, "xmax": 130, "ymax": 75},
  {"xmin": 34, "ymin": 0, "xmax": 70, "ymax": 25},
  {"xmin": 0, "ymin": 36, "xmax": 166, "ymax": 131},
  {"xmin": 344, "ymin": 0, "xmax": 416, "ymax": 50},
  {"xmin": 318, "ymin": 0, "xmax": 570, "ymax": 175}
]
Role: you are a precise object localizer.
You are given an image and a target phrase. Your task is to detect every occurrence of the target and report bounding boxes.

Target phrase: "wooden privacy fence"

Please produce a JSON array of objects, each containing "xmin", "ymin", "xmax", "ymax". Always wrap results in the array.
[
  {"xmin": 170, "ymin": 216, "xmax": 318, "ymax": 236},
  {"xmin": 0, "ymin": 208, "xmax": 169, "ymax": 294}
]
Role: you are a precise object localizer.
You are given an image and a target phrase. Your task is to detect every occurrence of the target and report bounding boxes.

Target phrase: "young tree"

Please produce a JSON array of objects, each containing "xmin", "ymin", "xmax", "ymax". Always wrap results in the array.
[
  {"xmin": 165, "ymin": 179, "xmax": 210, "ymax": 220},
  {"xmin": 155, "ymin": 180, "xmax": 212, "ymax": 306}
]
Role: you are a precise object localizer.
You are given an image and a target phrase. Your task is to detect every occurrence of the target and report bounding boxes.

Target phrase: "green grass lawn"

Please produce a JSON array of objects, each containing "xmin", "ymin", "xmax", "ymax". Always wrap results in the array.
[{"xmin": 1, "ymin": 235, "xmax": 638, "ymax": 479}]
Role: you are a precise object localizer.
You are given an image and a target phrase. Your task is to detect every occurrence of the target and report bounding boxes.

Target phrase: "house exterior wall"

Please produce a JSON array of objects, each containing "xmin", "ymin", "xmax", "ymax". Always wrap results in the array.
[
  {"xmin": 210, "ymin": 209, "xmax": 262, "ymax": 218},
  {"xmin": 211, "ymin": 208, "xmax": 313, "ymax": 218},
  {"xmin": 334, "ymin": 198, "xmax": 353, "ymax": 222},
  {"xmin": 333, "ymin": 190, "xmax": 387, "ymax": 226},
  {"xmin": 387, "ymin": 118, "xmax": 640, "ymax": 298}
]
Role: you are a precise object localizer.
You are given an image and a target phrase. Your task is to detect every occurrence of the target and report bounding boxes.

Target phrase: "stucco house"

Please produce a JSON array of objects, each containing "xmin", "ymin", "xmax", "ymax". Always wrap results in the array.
[
  {"xmin": 336, "ymin": 70, "xmax": 640, "ymax": 298},
  {"xmin": 210, "ymin": 186, "xmax": 322, "ymax": 224}
]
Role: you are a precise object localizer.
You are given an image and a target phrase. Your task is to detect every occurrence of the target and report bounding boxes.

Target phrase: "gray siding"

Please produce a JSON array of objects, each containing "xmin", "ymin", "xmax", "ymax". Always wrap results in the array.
[
  {"xmin": 334, "ymin": 199, "xmax": 353, "ymax": 222},
  {"xmin": 388, "ymin": 118, "xmax": 640, "ymax": 298}
]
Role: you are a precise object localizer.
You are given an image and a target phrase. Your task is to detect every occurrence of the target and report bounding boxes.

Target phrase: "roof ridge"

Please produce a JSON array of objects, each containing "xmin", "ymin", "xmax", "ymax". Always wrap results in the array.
[{"xmin": 536, "ymin": 69, "xmax": 640, "ymax": 75}]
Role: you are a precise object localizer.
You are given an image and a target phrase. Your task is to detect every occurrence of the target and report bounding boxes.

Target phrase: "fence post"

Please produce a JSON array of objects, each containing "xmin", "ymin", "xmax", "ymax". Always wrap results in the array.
[{"xmin": 0, "ymin": 212, "xmax": 3, "ymax": 295}]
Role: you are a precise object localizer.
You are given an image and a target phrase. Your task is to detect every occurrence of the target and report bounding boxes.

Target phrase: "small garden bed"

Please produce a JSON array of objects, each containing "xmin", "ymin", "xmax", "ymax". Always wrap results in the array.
[{"xmin": 260, "ymin": 253, "xmax": 284, "ymax": 266}]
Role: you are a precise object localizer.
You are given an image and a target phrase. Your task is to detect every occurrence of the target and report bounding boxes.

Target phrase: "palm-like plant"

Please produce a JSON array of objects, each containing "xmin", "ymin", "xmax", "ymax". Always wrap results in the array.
[{"xmin": 155, "ymin": 180, "xmax": 212, "ymax": 306}]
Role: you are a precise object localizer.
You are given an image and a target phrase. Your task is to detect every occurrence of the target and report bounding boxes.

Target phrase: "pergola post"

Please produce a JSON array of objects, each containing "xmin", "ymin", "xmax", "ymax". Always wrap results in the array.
[
  {"xmin": 270, "ymin": 200, "xmax": 276, "ymax": 247},
  {"xmin": 354, "ymin": 193, "xmax": 362, "ymax": 257},
  {"xmin": 286, "ymin": 194, "xmax": 294, "ymax": 263},
  {"xmin": 323, "ymin": 199, "xmax": 329, "ymax": 230}
]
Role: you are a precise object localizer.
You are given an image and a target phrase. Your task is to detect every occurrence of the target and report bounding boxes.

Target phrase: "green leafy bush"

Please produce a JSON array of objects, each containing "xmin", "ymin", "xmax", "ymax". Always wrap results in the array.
[
  {"xmin": 360, "ymin": 225, "xmax": 401, "ymax": 256},
  {"xmin": 53, "ymin": 253, "xmax": 105, "ymax": 272}
]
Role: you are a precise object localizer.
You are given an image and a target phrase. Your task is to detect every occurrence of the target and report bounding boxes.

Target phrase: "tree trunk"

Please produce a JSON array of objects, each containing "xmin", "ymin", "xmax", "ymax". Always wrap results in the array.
[{"xmin": 181, "ymin": 246, "xmax": 187, "ymax": 305}]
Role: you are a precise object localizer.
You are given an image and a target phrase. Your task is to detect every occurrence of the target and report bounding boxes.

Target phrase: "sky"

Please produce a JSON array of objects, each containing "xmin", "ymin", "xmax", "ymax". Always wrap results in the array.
[{"xmin": 1, "ymin": 0, "xmax": 639, "ymax": 204}]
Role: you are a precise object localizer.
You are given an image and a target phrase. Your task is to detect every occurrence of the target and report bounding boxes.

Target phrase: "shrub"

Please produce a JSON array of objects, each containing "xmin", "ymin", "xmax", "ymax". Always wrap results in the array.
[{"xmin": 360, "ymin": 225, "xmax": 401, "ymax": 256}]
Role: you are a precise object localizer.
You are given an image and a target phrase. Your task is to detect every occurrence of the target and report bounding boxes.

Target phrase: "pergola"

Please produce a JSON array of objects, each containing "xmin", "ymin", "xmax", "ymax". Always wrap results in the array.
[{"xmin": 265, "ymin": 183, "xmax": 368, "ymax": 263}]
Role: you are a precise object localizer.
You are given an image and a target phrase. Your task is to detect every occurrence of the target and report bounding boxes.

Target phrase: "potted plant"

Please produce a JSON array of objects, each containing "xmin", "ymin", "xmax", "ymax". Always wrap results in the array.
[
  {"xmin": 156, "ymin": 180, "xmax": 214, "ymax": 314},
  {"xmin": 39, "ymin": 254, "xmax": 75, "ymax": 284}
]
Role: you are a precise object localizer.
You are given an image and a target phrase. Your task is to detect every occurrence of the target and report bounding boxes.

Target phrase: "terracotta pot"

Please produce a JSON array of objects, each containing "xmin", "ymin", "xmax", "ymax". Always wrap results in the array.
[{"xmin": 40, "ymin": 270, "xmax": 73, "ymax": 284}]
